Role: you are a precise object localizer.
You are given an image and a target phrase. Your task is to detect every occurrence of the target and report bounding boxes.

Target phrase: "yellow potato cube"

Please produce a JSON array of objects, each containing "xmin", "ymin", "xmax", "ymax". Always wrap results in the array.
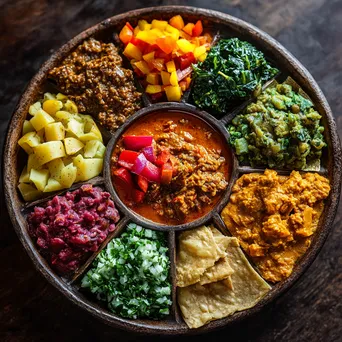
[
  {"xmin": 45, "ymin": 122, "xmax": 65, "ymax": 141},
  {"xmin": 84, "ymin": 140, "xmax": 101, "ymax": 158},
  {"xmin": 165, "ymin": 85, "xmax": 182, "ymax": 102},
  {"xmin": 55, "ymin": 110, "xmax": 73, "ymax": 123},
  {"xmin": 18, "ymin": 183, "xmax": 42, "ymax": 202},
  {"xmin": 170, "ymin": 71, "xmax": 179, "ymax": 86},
  {"xmin": 63, "ymin": 100, "xmax": 78, "ymax": 114},
  {"xmin": 27, "ymin": 153, "xmax": 41, "ymax": 172},
  {"xmin": 56, "ymin": 93, "xmax": 68, "ymax": 101},
  {"xmin": 176, "ymin": 39, "xmax": 195, "ymax": 53},
  {"xmin": 166, "ymin": 60, "xmax": 176, "ymax": 73},
  {"xmin": 30, "ymin": 109, "xmax": 55, "ymax": 131},
  {"xmin": 34, "ymin": 141, "xmax": 66, "ymax": 166},
  {"xmin": 28, "ymin": 102, "xmax": 41, "ymax": 116},
  {"xmin": 44, "ymin": 178, "xmax": 64, "ymax": 192},
  {"xmin": 67, "ymin": 118, "xmax": 84, "ymax": 138},
  {"xmin": 18, "ymin": 132, "xmax": 40, "ymax": 154},
  {"xmin": 64, "ymin": 137, "xmax": 84, "ymax": 155},
  {"xmin": 29, "ymin": 168, "xmax": 49, "ymax": 191},
  {"xmin": 36, "ymin": 129, "xmax": 45, "ymax": 143},
  {"xmin": 123, "ymin": 43, "xmax": 142, "ymax": 61},
  {"xmin": 42, "ymin": 99, "xmax": 63, "ymax": 116},
  {"xmin": 19, "ymin": 166, "xmax": 30, "ymax": 183},
  {"xmin": 60, "ymin": 163, "xmax": 77, "ymax": 188},
  {"xmin": 161, "ymin": 71, "xmax": 171, "ymax": 85},
  {"xmin": 47, "ymin": 158, "xmax": 65, "ymax": 181},
  {"xmin": 43, "ymin": 92, "xmax": 56, "ymax": 101},
  {"xmin": 22, "ymin": 120, "xmax": 35, "ymax": 136},
  {"xmin": 73, "ymin": 155, "xmax": 103, "ymax": 181}
]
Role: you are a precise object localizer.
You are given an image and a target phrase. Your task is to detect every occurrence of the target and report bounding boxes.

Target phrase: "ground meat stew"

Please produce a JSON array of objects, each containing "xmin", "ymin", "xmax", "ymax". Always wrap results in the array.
[
  {"xmin": 221, "ymin": 169, "xmax": 330, "ymax": 282},
  {"xmin": 111, "ymin": 112, "xmax": 231, "ymax": 225},
  {"xmin": 49, "ymin": 38, "xmax": 142, "ymax": 133}
]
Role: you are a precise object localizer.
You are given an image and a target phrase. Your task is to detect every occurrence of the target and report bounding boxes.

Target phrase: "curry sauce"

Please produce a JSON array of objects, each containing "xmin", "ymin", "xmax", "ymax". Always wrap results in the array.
[{"xmin": 221, "ymin": 169, "xmax": 330, "ymax": 282}]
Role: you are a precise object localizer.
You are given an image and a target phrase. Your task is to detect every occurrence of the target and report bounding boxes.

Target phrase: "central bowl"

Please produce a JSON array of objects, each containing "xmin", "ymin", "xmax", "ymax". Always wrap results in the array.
[{"xmin": 104, "ymin": 102, "xmax": 237, "ymax": 231}]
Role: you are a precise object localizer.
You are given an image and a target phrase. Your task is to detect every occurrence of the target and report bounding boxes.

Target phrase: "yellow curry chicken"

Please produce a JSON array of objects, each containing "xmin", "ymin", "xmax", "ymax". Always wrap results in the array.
[{"xmin": 221, "ymin": 169, "xmax": 330, "ymax": 283}]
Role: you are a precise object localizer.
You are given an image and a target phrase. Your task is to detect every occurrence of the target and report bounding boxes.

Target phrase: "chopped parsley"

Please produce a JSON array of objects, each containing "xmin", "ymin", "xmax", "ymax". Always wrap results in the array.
[{"xmin": 81, "ymin": 223, "xmax": 172, "ymax": 319}]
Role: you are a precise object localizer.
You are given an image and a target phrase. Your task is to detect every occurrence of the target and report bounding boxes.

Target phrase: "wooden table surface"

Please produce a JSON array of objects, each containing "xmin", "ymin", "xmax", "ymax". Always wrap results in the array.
[{"xmin": 1, "ymin": 0, "xmax": 341, "ymax": 341}]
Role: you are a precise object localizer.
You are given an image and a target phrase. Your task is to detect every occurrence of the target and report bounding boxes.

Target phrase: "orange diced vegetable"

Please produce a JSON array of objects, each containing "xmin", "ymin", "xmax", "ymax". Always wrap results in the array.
[
  {"xmin": 156, "ymin": 36, "xmax": 177, "ymax": 54},
  {"xmin": 179, "ymin": 81, "xmax": 187, "ymax": 92},
  {"xmin": 124, "ymin": 43, "xmax": 142, "ymax": 60},
  {"xmin": 179, "ymin": 30, "xmax": 192, "ymax": 41},
  {"xmin": 149, "ymin": 58, "xmax": 165, "ymax": 71},
  {"xmin": 198, "ymin": 52, "xmax": 208, "ymax": 62},
  {"xmin": 194, "ymin": 45, "xmax": 207, "ymax": 58},
  {"xmin": 146, "ymin": 85, "xmax": 162, "ymax": 94},
  {"xmin": 204, "ymin": 32, "xmax": 213, "ymax": 43},
  {"xmin": 134, "ymin": 26, "xmax": 140, "ymax": 36},
  {"xmin": 143, "ymin": 51, "xmax": 155, "ymax": 62},
  {"xmin": 146, "ymin": 73, "xmax": 159, "ymax": 85},
  {"xmin": 161, "ymin": 71, "xmax": 171, "ymax": 85},
  {"xmin": 176, "ymin": 39, "xmax": 195, "ymax": 53},
  {"xmin": 126, "ymin": 22, "xmax": 134, "ymax": 31},
  {"xmin": 151, "ymin": 19, "xmax": 168, "ymax": 30},
  {"xmin": 186, "ymin": 76, "xmax": 192, "ymax": 88},
  {"xmin": 170, "ymin": 71, "xmax": 178, "ymax": 86},
  {"xmin": 165, "ymin": 85, "xmax": 182, "ymax": 101},
  {"xmin": 134, "ymin": 61, "xmax": 150, "ymax": 74},
  {"xmin": 183, "ymin": 23, "xmax": 195, "ymax": 36},
  {"xmin": 166, "ymin": 60, "xmax": 176, "ymax": 73},
  {"xmin": 192, "ymin": 20, "xmax": 203, "ymax": 37},
  {"xmin": 169, "ymin": 15, "xmax": 185, "ymax": 30},
  {"xmin": 165, "ymin": 24, "xmax": 180, "ymax": 40},
  {"xmin": 119, "ymin": 25, "xmax": 133, "ymax": 44}
]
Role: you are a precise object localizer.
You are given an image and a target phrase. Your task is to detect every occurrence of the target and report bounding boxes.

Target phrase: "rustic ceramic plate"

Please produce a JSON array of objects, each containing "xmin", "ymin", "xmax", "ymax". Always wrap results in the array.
[{"xmin": 3, "ymin": 6, "xmax": 342, "ymax": 335}]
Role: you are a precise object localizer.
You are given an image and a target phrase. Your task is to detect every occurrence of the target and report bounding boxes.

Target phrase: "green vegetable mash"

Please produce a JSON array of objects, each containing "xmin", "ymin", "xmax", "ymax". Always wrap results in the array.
[
  {"xmin": 192, "ymin": 38, "xmax": 278, "ymax": 116},
  {"xmin": 228, "ymin": 83, "xmax": 326, "ymax": 169},
  {"xmin": 81, "ymin": 223, "xmax": 172, "ymax": 319}
]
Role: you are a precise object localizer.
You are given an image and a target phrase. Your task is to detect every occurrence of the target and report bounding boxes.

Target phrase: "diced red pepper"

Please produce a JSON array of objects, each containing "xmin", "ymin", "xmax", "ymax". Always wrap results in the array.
[
  {"xmin": 179, "ymin": 52, "xmax": 196, "ymax": 70},
  {"xmin": 132, "ymin": 188, "xmax": 145, "ymax": 203},
  {"xmin": 161, "ymin": 162, "xmax": 173, "ymax": 185},
  {"xmin": 150, "ymin": 92, "xmax": 164, "ymax": 102},
  {"xmin": 118, "ymin": 150, "xmax": 139, "ymax": 169},
  {"xmin": 126, "ymin": 22, "xmax": 134, "ymax": 32},
  {"xmin": 142, "ymin": 145, "xmax": 156, "ymax": 163},
  {"xmin": 144, "ymin": 44, "xmax": 160, "ymax": 54},
  {"xmin": 156, "ymin": 149, "xmax": 171, "ymax": 166},
  {"xmin": 123, "ymin": 135, "xmax": 153, "ymax": 150},
  {"xmin": 137, "ymin": 175, "xmax": 149, "ymax": 192},
  {"xmin": 130, "ymin": 37, "xmax": 149, "ymax": 53},
  {"xmin": 154, "ymin": 49, "xmax": 172, "ymax": 62},
  {"xmin": 132, "ymin": 153, "xmax": 147, "ymax": 175},
  {"xmin": 113, "ymin": 167, "xmax": 133, "ymax": 187},
  {"xmin": 192, "ymin": 20, "xmax": 203, "ymax": 37},
  {"xmin": 140, "ymin": 161, "xmax": 161, "ymax": 183}
]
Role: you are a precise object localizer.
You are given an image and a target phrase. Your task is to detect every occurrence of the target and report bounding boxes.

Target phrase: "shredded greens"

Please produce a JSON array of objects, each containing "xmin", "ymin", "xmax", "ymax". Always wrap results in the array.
[
  {"xmin": 228, "ymin": 83, "xmax": 326, "ymax": 169},
  {"xmin": 81, "ymin": 223, "xmax": 172, "ymax": 319},
  {"xmin": 191, "ymin": 38, "xmax": 278, "ymax": 116}
]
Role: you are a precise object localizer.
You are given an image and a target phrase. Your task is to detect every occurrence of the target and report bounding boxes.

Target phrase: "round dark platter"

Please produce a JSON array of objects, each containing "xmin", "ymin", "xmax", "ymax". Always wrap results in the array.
[{"xmin": 3, "ymin": 5, "xmax": 342, "ymax": 335}]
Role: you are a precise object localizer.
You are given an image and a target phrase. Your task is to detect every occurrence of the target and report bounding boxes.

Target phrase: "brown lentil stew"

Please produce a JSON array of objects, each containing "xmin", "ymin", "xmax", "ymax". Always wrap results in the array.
[
  {"xmin": 221, "ymin": 169, "xmax": 330, "ymax": 282},
  {"xmin": 112, "ymin": 112, "xmax": 232, "ymax": 225},
  {"xmin": 49, "ymin": 38, "xmax": 142, "ymax": 132}
]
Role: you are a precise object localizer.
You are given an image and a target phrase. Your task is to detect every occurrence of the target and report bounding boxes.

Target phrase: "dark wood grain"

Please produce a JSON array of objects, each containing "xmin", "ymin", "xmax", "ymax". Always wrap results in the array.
[{"xmin": 0, "ymin": 0, "xmax": 341, "ymax": 341}]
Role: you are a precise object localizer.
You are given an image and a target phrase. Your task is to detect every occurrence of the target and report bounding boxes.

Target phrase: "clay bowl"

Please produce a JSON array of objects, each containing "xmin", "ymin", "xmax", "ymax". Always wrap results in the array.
[{"xmin": 3, "ymin": 5, "xmax": 342, "ymax": 335}]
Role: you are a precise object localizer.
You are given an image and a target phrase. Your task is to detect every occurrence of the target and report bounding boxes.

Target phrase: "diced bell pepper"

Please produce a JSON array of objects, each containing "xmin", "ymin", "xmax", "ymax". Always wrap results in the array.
[
  {"xmin": 118, "ymin": 150, "xmax": 139, "ymax": 169},
  {"xmin": 119, "ymin": 25, "xmax": 133, "ymax": 44},
  {"xmin": 143, "ymin": 51, "xmax": 155, "ymax": 62},
  {"xmin": 134, "ymin": 60, "xmax": 150, "ymax": 75},
  {"xmin": 165, "ymin": 85, "xmax": 182, "ymax": 102},
  {"xmin": 192, "ymin": 20, "xmax": 203, "ymax": 37},
  {"xmin": 183, "ymin": 23, "xmax": 195, "ymax": 36},
  {"xmin": 176, "ymin": 39, "xmax": 195, "ymax": 53},
  {"xmin": 151, "ymin": 19, "xmax": 168, "ymax": 30},
  {"xmin": 123, "ymin": 135, "xmax": 153, "ymax": 150},
  {"xmin": 146, "ymin": 84, "xmax": 163, "ymax": 94},
  {"xmin": 146, "ymin": 73, "xmax": 159, "ymax": 85},
  {"xmin": 123, "ymin": 43, "xmax": 142, "ymax": 60},
  {"xmin": 169, "ymin": 15, "xmax": 185, "ymax": 30},
  {"xmin": 161, "ymin": 162, "xmax": 173, "ymax": 185},
  {"xmin": 113, "ymin": 167, "xmax": 133, "ymax": 188},
  {"xmin": 166, "ymin": 60, "xmax": 176, "ymax": 73},
  {"xmin": 170, "ymin": 71, "xmax": 178, "ymax": 86},
  {"xmin": 161, "ymin": 71, "xmax": 171, "ymax": 85}
]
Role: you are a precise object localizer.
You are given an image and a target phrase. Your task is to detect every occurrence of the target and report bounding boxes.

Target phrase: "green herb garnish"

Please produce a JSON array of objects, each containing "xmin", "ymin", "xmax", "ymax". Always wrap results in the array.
[
  {"xmin": 191, "ymin": 38, "xmax": 278, "ymax": 116},
  {"xmin": 81, "ymin": 223, "xmax": 172, "ymax": 319},
  {"xmin": 228, "ymin": 83, "xmax": 326, "ymax": 169}
]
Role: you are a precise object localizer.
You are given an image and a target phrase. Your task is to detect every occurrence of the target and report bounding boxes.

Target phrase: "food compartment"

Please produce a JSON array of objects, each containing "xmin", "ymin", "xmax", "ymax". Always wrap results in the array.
[
  {"xmin": 105, "ymin": 104, "xmax": 236, "ymax": 230},
  {"xmin": 223, "ymin": 76, "xmax": 329, "ymax": 172},
  {"xmin": 72, "ymin": 220, "xmax": 176, "ymax": 323},
  {"xmin": 22, "ymin": 183, "xmax": 122, "ymax": 281},
  {"xmin": 220, "ymin": 168, "xmax": 331, "ymax": 284},
  {"xmin": 173, "ymin": 221, "xmax": 272, "ymax": 329}
]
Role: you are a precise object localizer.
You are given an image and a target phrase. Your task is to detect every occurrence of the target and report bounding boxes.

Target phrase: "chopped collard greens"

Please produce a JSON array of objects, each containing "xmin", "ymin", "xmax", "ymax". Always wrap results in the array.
[
  {"xmin": 81, "ymin": 223, "xmax": 172, "ymax": 319},
  {"xmin": 191, "ymin": 38, "xmax": 278, "ymax": 116},
  {"xmin": 228, "ymin": 83, "xmax": 326, "ymax": 169}
]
